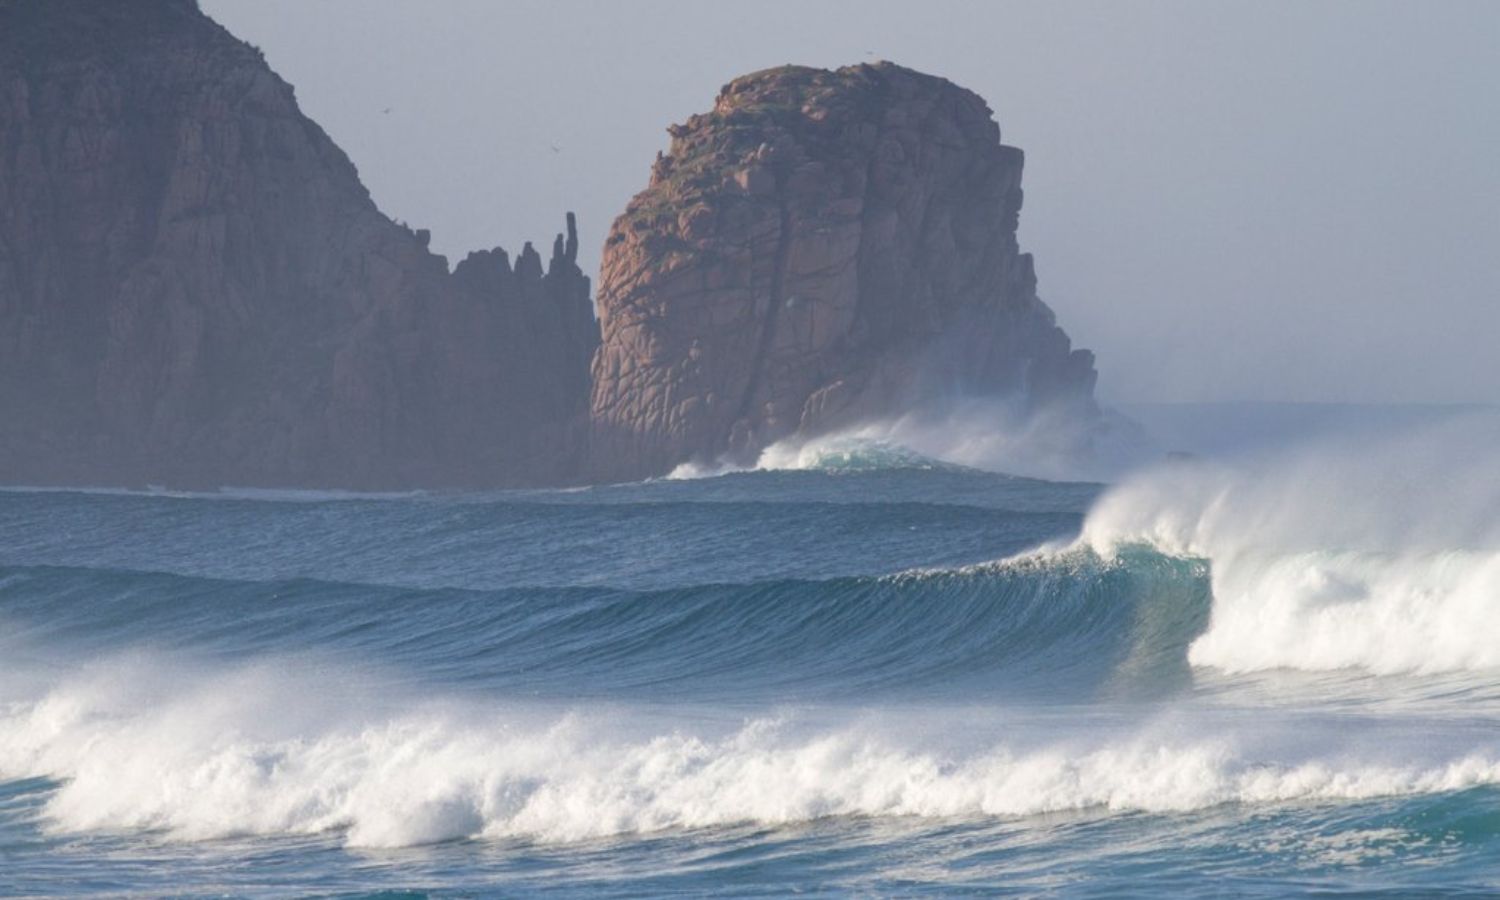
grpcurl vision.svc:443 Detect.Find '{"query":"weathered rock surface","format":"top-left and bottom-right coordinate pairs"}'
top-left (0, 0), bottom-right (597, 488)
top-left (1, 2), bottom-right (1102, 489)
top-left (588, 63), bottom-right (1097, 481)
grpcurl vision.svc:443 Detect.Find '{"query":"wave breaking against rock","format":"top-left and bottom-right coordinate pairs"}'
top-left (588, 63), bottom-right (1099, 482)
top-left (0, 2), bottom-right (1099, 489)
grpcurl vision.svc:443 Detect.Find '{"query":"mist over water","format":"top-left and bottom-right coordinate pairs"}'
top-left (670, 396), bottom-right (1155, 483)
top-left (1083, 409), bottom-right (1500, 675)
top-left (3, 403), bottom-right (1500, 894)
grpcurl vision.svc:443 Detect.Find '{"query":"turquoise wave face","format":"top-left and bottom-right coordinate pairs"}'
top-left (2, 460), bottom-right (1500, 896)
top-left (0, 546), bottom-right (1211, 702)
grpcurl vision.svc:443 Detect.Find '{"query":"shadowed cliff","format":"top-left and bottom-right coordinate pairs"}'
top-left (0, 0), bottom-right (597, 488)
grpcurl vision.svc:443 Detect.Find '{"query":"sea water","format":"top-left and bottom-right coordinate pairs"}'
top-left (2, 405), bottom-right (1499, 896)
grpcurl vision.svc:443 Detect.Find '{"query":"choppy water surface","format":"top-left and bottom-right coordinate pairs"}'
top-left (4, 418), bottom-right (1500, 897)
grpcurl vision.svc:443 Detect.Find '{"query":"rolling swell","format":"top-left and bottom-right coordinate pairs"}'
top-left (0, 549), bottom-right (1211, 700)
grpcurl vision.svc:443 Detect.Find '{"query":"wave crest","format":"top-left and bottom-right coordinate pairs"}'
top-left (0, 550), bottom-right (1208, 700)
top-left (1074, 414), bottom-right (1500, 675)
top-left (6, 661), bottom-right (1499, 849)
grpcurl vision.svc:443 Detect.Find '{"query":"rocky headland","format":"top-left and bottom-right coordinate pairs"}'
top-left (589, 63), bottom-right (1097, 481)
top-left (0, 0), bottom-right (596, 488)
top-left (0, 0), bottom-right (1099, 489)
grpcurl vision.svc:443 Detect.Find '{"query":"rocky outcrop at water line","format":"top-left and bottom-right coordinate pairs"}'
top-left (587, 63), bottom-right (1098, 482)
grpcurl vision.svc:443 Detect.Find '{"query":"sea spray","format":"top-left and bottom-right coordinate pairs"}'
top-left (7, 654), bottom-right (1500, 849)
top-left (1075, 413), bottom-right (1500, 674)
top-left (669, 397), bottom-right (1152, 482)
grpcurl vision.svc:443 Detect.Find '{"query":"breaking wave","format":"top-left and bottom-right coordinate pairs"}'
top-left (0, 545), bottom-right (1207, 700)
top-left (5, 408), bottom-right (1500, 859)
top-left (6, 657), bottom-right (1500, 849)
top-left (1074, 413), bottom-right (1500, 675)
top-left (669, 397), bottom-right (1153, 481)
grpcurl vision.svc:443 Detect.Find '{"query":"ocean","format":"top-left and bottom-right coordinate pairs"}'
top-left (2, 404), bottom-right (1499, 897)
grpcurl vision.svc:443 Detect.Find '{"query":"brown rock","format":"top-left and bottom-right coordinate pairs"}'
top-left (732, 165), bottom-right (775, 196)
top-left (587, 63), bottom-right (1098, 481)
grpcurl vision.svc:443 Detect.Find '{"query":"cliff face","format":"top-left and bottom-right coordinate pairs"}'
top-left (1, 3), bottom-right (1102, 489)
top-left (588, 63), bottom-right (1097, 481)
top-left (0, 0), bottom-right (597, 488)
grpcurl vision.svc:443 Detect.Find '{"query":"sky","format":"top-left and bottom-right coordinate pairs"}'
top-left (201, 0), bottom-right (1499, 405)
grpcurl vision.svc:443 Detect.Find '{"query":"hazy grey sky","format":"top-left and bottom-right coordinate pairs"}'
top-left (202, 0), bottom-right (1498, 405)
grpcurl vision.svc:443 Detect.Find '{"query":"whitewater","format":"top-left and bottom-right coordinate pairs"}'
top-left (3, 404), bottom-right (1499, 896)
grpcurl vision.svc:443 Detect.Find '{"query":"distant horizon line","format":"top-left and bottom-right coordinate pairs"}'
top-left (1111, 399), bottom-right (1497, 409)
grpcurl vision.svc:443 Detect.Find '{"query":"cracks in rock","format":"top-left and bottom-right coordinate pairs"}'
top-left (729, 191), bottom-right (794, 448)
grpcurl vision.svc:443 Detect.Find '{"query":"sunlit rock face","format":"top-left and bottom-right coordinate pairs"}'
top-left (587, 62), bottom-right (1098, 482)
top-left (0, 0), bottom-right (597, 488)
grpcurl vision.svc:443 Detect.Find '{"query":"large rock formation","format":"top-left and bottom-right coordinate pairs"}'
top-left (588, 63), bottom-right (1097, 481)
top-left (0, 2), bottom-right (1103, 489)
top-left (0, 0), bottom-right (597, 488)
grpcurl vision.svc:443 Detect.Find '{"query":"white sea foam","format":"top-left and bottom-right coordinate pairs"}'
top-left (3, 654), bottom-right (1498, 849)
top-left (667, 397), bottom-right (1151, 482)
top-left (664, 457), bottom-right (750, 480)
top-left (790, 401), bottom-right (1153, 481)
top-left (1076, 413), bottom-right (1500, 675)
